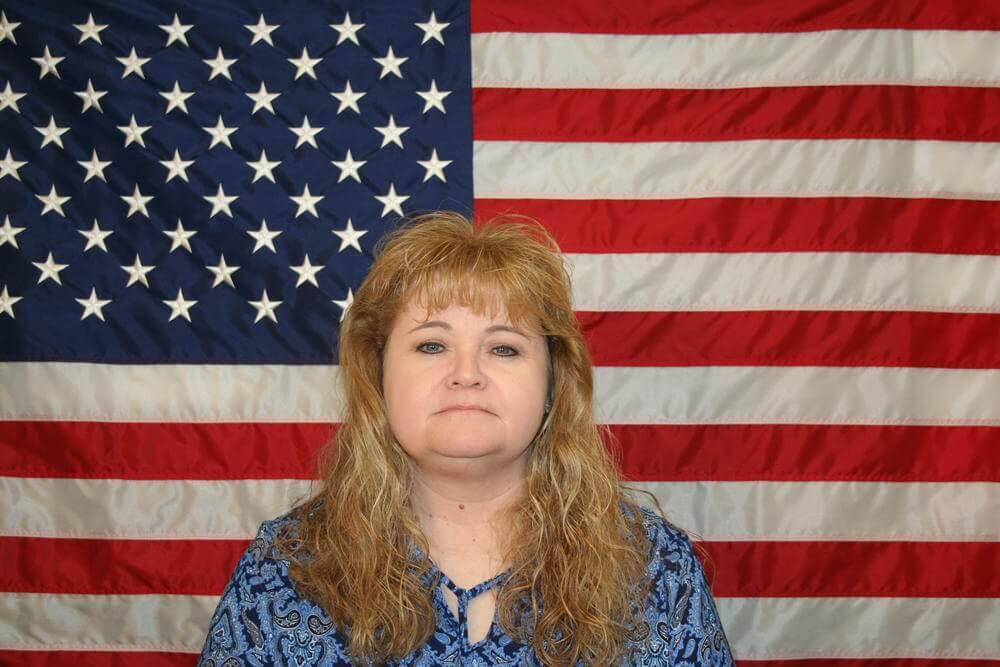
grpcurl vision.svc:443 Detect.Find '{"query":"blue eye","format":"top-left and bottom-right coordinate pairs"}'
top-left (415, 342), bottom-right (519, 356)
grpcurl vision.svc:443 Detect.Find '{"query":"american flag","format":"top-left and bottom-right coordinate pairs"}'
top-left (1, 0), bottom-right (998, 664)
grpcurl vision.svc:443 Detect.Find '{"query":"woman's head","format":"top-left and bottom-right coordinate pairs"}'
top-left (338, 211), bottom-right (593, 483)
top-left (283, 212), bottom-right (654, 666)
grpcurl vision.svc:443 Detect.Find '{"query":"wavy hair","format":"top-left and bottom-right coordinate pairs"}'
top-left (275, 211), bottom-right (666, 665)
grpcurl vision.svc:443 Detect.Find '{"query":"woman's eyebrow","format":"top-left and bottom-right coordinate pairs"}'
top-left (407, 321), bottom-right (530, 339)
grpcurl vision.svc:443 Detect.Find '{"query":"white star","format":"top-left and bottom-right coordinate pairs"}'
top-left (330, 12), bottom-right (364, 45)
top-left (33, 252), bottom-right (68, 285)
top-left (417, 80), bottom-right (451, 114)
top-left (246, 82), bottom-right (280, 115)
top-left (0, 82), bottom-right (26, 113)
top-left (78, 219), bottom-right (113, 252)
top-left (116, 47), bottom-right (151, 79)
top-left (416, 11), bottom-right (450, 45)
top-left (0, 11), bottom-right (21, 45)
top-left (121, 254), bottom-right (154, 287)
top-left (206, 254), bottom-right (240, 288)
top-left (331, 81), bottom-right (365, 114)
top-left (375, 183), bottom-right (409, 218)
top-left (203, 115), bottom-right (238, 149)
top-left (35, 116), bottom-right (69, 149)
top-left (374, 115), bottom-right (409, 149)
top-left (36, 185), bottom-right (71, 217)
top-left (76, 288), bottom-right (111, 321)
top-left (121, 184), bottom-right (153, 219)
top-left (373, 46), bottom-right (407, 79)
top-left (0, 214), bottom-right (25, 248)
top-left (75, 79), bottom-right (108, 113)
top-left (74, 13), bottom-right (108, 45)
top-left (118, 114), bottom-right (152, 148)
top-left (245, 14), bottom-right (278, 46)
top-left (332, 288), bottom-right (354, 322)
top-left (0, 149), bottom-right (26, 181)
top-left (77, 149), bottom-right (111, 183)
top-left (203, 48), bottom-right (237, 80)
top-left (249, 289), bottom-right (282, 323)
top-left (417, 148), bottom-right (452, 182)
top-left (32, 46), bottom-right (64, 79)
top-left (288, 47), bottom-right (321, 80)
top-left (0, 285), bottom-right (22, 318)
top-left (331, 149), bottom-right (365, 183)
top-left (161, 81), bottom-right (194, 114)
top-left (163, 219), bottom-right (197, 253)
top-left (289, 116), bottom-right (323, 149)
top-left (247, 149), bottom-right (280, 183)
top-left (290, 255), bottom-right (324, 288)
top-left (160, 13), bottom-right (193, 47)
top-left (332, 218), bottom-right (367, 253)
top-left (160, 149), bottom-right (194, 183)
top-left (204, 184), bottom-right (238, 218)
top-left (290, 184), bottom-right (323, 218)
top-left (247, 218), bottom-right (282, 253)
top-left (163, 288), bottom-right (197, 322)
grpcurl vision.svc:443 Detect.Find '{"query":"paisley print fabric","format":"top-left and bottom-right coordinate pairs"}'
top-left (198, 507), bottom-right (734, 666)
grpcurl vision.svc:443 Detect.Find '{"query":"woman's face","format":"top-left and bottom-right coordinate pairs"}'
top-left (382, 298), bottom-right (550, 474)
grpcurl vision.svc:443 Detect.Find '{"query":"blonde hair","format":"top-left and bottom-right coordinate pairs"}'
top-left (276, 211), bottom-right (665, 665)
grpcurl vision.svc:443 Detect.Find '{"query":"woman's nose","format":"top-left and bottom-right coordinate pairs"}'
top-left (448, 349), bottom-right (486, 387)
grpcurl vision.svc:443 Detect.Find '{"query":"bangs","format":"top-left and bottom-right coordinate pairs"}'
top-left (395, 247), bottom-right (544, 333)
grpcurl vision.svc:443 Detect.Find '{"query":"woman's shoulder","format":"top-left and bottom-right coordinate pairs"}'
top-left (635, 505), bottom-right (689, 542)
top-left (243, 510), bottom-right (299, 562)
top-left (198, 511), bottom-right (345, 666)
top-left (626, 505), bottom-right (735, 666)
top-left (621, 503), bottom-right (698, 564)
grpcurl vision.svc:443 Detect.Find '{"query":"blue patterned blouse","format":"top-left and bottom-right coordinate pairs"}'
top-left (198, 507), bottom-right (734, 666)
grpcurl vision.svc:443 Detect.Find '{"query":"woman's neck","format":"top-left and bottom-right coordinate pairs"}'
top-left (412, 466), bottom-right (523, 525)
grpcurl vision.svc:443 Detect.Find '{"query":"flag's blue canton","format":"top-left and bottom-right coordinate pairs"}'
top-left (0, 0), bottom-right (472, 363)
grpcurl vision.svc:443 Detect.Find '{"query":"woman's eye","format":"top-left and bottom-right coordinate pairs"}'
top-left (415, 342), bottom-right (518, 356)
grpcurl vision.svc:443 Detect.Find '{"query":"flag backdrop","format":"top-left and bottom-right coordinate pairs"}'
top-left (1, 0), bottom-right (999, 664)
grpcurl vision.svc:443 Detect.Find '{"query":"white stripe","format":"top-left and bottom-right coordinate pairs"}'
top-left (594, 366), bottom-right (1000, 426)
top-left (4, 363), bottom-right (1000, 426)
top-left (471, 29), bottom-right (1000, 88)
top-left (567, 251), bottom-right (1000, 313)
top-left (1, 477), bottom-right (311, 539)
top-left (0, 362), bottom-right (340, 421)
top-left (1, 594), bottom-right (998, 658)
top-left (718, 596), bottom-right (1000, 660)
top-left (474, 139), bottom-right (1000, 200)
top-left (0, 593), bottom-right (213, 652)
top-left (630, 481), bottom-right (999, 541)
top-left (3, 477), bottom-right (995, 541)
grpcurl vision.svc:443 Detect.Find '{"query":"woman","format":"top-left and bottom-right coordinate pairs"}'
top-left (199, 212), bottom-right (734, 666)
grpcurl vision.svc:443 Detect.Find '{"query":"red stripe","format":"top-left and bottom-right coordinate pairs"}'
top-left (0, 421), bottom-right (331, 480)
top-left (699, 541), bottom-right (1000, 598)
top-left (474, 197), bottom-right (1000, 255)
top-left (3, 421), bottom-right (996, 483)
top-left (579, 310), bottom-right (1000, 369)
top-left (6, 535), bottom-right (997, 599)
top-left (612, 424), bottom-right (1000, 482)
top-left (471, 0), bottom-right (1000, 33)
top-left (1, 536), bottom-right (246, 595)
top-left (0, 651), bottom-right (195, 666)
top-left (473, 87), bottom-right (1000, 143)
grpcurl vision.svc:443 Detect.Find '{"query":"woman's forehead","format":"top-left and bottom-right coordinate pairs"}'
top-left (394, 294), bottom-right (540, 332)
